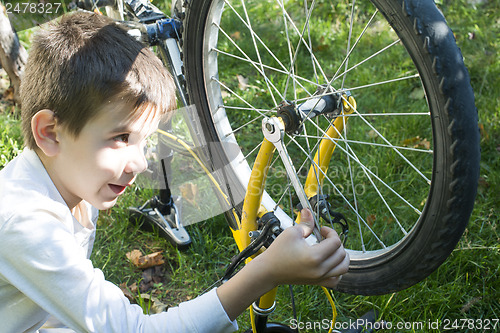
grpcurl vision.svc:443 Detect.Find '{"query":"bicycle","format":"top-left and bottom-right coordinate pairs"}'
top-left (75, 0), bottom-right (480, 331)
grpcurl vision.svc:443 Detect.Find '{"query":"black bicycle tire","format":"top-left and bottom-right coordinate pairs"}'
top-left (181, 0), bottom-right (480, 295)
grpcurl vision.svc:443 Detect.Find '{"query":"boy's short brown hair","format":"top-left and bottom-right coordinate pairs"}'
top-left (21, 11), bottom-right (176, 149)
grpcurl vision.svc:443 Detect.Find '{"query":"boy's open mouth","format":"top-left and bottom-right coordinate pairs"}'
top-left (109, 184), bottom-right (127, 195)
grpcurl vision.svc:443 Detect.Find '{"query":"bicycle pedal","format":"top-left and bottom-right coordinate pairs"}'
top-left (129, 198), bottom-right (191, 248)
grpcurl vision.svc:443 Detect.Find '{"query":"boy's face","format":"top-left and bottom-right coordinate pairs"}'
top-left (50, 102), bottom-right (159, 211)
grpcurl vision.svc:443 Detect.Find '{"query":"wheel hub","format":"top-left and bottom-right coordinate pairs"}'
top-left (276, 87), bottom-right (355, 135)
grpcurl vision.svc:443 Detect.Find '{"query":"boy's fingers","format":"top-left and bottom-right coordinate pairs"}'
top-left (300, 208), bottom-right (313, 223)
top-left (319, 225), bottom-right (340, 239)
top-left (320, 275), bottom-right (343, 289)
top-left (298, 208), bottom-right (314, 238)
top-left (313, 252), bottom-right (349, 288)
top-left (321, 248), bottom-right (350, 277)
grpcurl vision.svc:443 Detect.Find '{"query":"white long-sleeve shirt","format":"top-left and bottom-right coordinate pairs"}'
top-left (0, 148), bottom-right (237, 332)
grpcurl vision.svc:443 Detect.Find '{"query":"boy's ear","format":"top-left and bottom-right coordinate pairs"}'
top-left (31, 109), bottom-right (60, 157)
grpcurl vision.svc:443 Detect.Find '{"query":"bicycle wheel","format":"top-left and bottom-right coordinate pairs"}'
top-left (181, 0), bottom-right (479, 295)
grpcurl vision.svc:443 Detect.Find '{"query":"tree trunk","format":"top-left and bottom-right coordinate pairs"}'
top-left (0, 5), bottom-right (27, 106)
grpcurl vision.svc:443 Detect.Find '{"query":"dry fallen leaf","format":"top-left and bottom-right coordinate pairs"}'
top-left (179, 182), bottom-right (199, 207)
top-left (478, 176), bottom-right (489, 189)
top-left (119, 282), bottom-right (135, 302)
top-left (126, 249), bottom-right (142, 265)
top-left (126, 249), bottom-right (165, 269)
top-left (230, 31), bottom-right (241, 40)
top-left (478, 123), bottom-right (489, 140)
top-left (401, 136), bottom-right (431, 150)
top-left (150, 295), bottom-right (168, 314)
top-left (366, 129), bottom-right (378, 139)
top-left (236, 74), bottom-right (259, 90)
top-left (237, 74), bottom-right (250, 90)
top-left (366, 214), bottom-right (376, 227)
top-left (409, 87), bottom-right (425, 100)
top-left (417, 138), bottom-right (431, 150)
top-left (138, 294), bottom-right (168, 314)
top-left (2, 87), bottom-right (15, 102)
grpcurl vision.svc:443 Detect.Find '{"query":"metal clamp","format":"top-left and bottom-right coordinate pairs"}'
top-left (252, 301), bottom-right (276, 316)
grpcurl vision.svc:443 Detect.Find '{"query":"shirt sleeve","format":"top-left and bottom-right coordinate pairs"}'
top-left (0, 205), bottom-right (237, 333)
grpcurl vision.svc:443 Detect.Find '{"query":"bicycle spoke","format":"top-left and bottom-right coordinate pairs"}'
top-left (239, 0), bottom-right (279, 105)
top-left (280, 0), bottom-right (296, 99)
top-left (300, 114), bottom-right (423, 216)
top-left (343, 98), bottom-right (432, 185)
top-left (339, 0), bottom-right (364, 238)
top-left (331, 9), bottom-right (379, 86)
top-left (342, 115), bottom-right (366, 250)
top-left (332, 39), bottom-right (402, 84)
top-left (341, 0), bottom-right (356, 90)
top-left (337, 112), bottom-right (430, 117)
top-left (338, 9), bottom-right (373, 244)
top-left (304, 0), bottom-right (320, 85)
top-left (287, 134), bottom-right (386, 249)
top-left (337, 116), bottom-right (409, 236)
top-left (280, 0), bottom-right (319, 98)
top-left (241, 140), bottom-right (264, 164)
top-left (274, 0), bottom-right (329, 85)
top-left (336, 73), bottom-right (421, 93)
top-left (220, 0), bottom-right (318, 97)
top-left (211, 76), bottom-right (272, 121)
top-left (214, 22), bottom-right (285, 102)
top-left (213, 47), bottom-right (317, 96)
top-left (294, 134), bottom-right (433, 154)
top-left (225, 112), bottom-right (268, 138)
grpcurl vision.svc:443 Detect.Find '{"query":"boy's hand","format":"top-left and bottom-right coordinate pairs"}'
top-left (255, 208), bottom-right (349, 289)
top-left (216, 208), bottom-right (349, 321)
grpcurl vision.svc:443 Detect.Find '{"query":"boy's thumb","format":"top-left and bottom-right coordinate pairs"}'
top-left (298, 208), bottom-right (314, 238)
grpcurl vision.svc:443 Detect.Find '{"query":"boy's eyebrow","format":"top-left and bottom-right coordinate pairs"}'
top-left (110, 121), bottom-right (157, 136)
top-left (110, 124), bottom-right (133, 133)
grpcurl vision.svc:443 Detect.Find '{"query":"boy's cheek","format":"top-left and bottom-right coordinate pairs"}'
top-left (95, 151), bottom-right (125, 172)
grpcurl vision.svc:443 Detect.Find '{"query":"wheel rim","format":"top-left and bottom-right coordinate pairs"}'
top-left (199, 0), bottom-right (437, 262)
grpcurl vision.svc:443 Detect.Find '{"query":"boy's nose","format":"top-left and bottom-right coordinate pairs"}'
top-left (125, 145), bottom-right (148, 175)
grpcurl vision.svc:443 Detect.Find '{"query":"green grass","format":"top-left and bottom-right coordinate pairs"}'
top-left (0, 112), bottom-right (23, 168)
top-left (0, 0), bottom-right (498, 332)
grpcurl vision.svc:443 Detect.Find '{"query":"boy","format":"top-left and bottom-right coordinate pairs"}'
top-left (0, 12), bottom-right (349, 332)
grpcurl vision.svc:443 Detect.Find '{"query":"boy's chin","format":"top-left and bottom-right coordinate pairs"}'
top-left (94, 197), bottom-right (119, 211)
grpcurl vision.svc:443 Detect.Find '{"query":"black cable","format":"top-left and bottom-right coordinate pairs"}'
top-left (289, 285), bottom-right (299, 333)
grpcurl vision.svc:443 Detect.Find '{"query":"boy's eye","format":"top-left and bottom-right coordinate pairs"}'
top-left (114, 134), bottom-right (129, 144)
